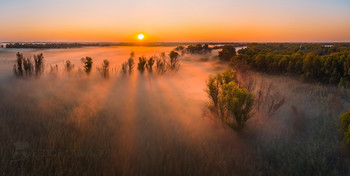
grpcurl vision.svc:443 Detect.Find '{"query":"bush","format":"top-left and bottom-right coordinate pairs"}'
top-left (206, 69), bottom-right (254, 131)
top-left (340, 109), bottom-right (350, 144)
top-left (81, 57), bottom-right (93, 74)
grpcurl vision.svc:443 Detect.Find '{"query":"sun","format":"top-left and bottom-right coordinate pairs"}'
top-left (138, 34), bottom-right (144, 40)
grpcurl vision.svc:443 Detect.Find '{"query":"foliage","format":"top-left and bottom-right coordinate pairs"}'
top-left (340, 109), bottom-right (350, 144)
top-left (231, 43), bottom-right (350, 87)
top-left (219, 45), bottom-right (236, 61)
top-left (206, 69), bottom-right (254, 131)
top-left (81, 57), bottom-right (93, 74)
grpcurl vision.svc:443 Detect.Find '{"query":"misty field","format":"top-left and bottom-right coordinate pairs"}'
top-left (0, 46), bottom-right (350, 175)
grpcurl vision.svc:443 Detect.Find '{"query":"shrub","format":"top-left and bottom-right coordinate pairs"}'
top-left (137, 56), bottom-right (147, 73)
top-left (81, 57), bottom-right (93, 74)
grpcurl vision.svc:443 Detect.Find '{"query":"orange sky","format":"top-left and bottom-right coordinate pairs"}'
top-left (1, 0), bottom-right (350, 42)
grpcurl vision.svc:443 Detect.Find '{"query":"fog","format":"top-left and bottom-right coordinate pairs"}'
top-left (0, 46), bottom-right (349, 175)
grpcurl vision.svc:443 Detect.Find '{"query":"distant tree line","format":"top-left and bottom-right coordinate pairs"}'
top-left (228, 43), bottom-right (350, 88)
top-left (6, 43), bottom-right (101, 49)
top-left (173, 44), bottom-right (212, 55)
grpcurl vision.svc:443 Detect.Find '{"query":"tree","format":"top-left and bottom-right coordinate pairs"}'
top-left (146, 57), bottom-right (155, 72)
top-left (219, 45), bottom-right (236, 61)
top-left (169, 51), bottom-right (180, 70)
top-left (128, 52), bottom-right (135, 73)
top-left (33, 53), bottom-right (44, 76)
top-left (340, 109), bottom-right (350, 144)
top-left (81, 56), bottom-right (93, 74)
top-left (219, 82), bottom-right (254, 130)
top-left (137, 56), bottom-right (147, 73)
top-left (97, 60), bottom-right (110, 78)
top-left (65, 60), bottom-right (74, 72)
top-left (206, 69), bottom-right (254, 131)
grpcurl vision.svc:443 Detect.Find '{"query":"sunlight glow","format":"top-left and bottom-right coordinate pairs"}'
top-left (138, 34), bottom-right (144, 40)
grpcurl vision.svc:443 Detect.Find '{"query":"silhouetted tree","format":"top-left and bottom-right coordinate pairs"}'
top-left (169, 51), bottom-right (180, 70)
top-left (137, 56), bottom-right (147, 73)
top-left (146, 57), bottom-right (155, 72)
top-left (14, 52), bottom-right (24, 76)
top-left (65, 60), bottom-right (74, 72)
top-left (128, 52), bottom-right (135, 73)
top-left (34, 53), bottom-right (44, 76)
top-left (81, 56), bottom-right (93, 74)
top-left (97, 60), bottom-right (110, 78)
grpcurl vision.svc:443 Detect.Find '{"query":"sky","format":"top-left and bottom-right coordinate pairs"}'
top-left (0, 0), bottom-right (350, 42)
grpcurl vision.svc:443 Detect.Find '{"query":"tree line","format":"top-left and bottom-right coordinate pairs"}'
top-left (13, 50), bottom-right (180, 78)
top-left (227, 43), bottom-right (350, 88)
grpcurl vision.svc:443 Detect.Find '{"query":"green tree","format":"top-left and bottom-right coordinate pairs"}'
top-left (219, 82), bottom-right (254, 130)
top-left (206, 69), bottom-right (254, 131)
top-left (340, 109), bottom-right (350, 144)
top-left (219, 45), bottom-right (236, 61)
